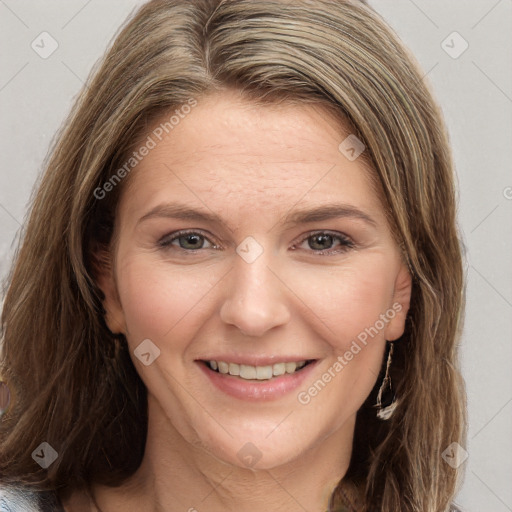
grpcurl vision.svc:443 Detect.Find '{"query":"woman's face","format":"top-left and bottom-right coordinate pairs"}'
top-left (100, 90), bottom-right (411, 470)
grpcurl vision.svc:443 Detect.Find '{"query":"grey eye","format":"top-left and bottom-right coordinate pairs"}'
top-left (308, 233), bottom-right (335, 251)
top-left (176, 233), bottom-right (206, 250)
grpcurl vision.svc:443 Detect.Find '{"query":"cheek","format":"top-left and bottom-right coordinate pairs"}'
top-left (290, 260), bottom-right (395, 419)
top-left (286, 256), bottom-right (396, 350)
top-left (116, 255), bottom-right (219, 346)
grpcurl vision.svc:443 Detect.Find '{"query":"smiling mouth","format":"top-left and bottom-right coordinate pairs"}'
top-left (202, 360), bottom-right (315, 381)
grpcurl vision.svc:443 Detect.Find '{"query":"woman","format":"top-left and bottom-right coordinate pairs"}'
top-left (0, 0), bottom-right (466, 510)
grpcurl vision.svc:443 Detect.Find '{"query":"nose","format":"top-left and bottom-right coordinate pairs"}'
top-left (219, 248), bottom-right (291, 337)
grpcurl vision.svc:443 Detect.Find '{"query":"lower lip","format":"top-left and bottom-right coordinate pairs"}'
top-left (197, 361), bottom-right (318, 401)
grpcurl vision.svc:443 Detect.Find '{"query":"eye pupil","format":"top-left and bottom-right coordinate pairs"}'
top-left (179, 234), bottom-right (203, 249)
top-left (309, 234), bottom-right (333, 251)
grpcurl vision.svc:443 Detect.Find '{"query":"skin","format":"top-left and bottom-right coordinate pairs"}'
top-left (70, 89), bottom-right (412, 512)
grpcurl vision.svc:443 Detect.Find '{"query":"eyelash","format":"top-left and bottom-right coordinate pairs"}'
top-left (157, 229), bottom-right (355, 256)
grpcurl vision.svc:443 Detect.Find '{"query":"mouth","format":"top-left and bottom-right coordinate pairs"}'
top-left (197, 357), bottom-right (319, 401)
top-left (201, 359), bottom-right (315, 381)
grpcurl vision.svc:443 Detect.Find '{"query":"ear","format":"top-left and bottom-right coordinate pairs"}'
top-left (92, 248), bottom-right (126, 335)
top-left (384, 263), bottom-right (412, 341)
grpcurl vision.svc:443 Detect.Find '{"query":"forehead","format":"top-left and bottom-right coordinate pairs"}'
top-left (120, 91), bottom-right (383, 220)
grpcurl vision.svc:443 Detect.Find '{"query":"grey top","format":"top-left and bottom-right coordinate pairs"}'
top-left (0, 486), bottom-right (64, 512)
top-left (0, 485), bottom-right (465, 511)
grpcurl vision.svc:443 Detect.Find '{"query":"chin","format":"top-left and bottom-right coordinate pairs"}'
top-left (192, 418), bottom-right (324, 471)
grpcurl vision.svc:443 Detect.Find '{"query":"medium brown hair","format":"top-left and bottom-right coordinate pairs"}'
top-left (0, 1), bottom-right (466, 510)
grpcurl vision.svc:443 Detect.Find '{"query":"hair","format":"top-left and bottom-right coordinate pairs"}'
top-left (0, 0), bottom-right (466, 510)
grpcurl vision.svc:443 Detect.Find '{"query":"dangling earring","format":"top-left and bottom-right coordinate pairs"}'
top-left (375, 341), bottom-right (398, 420)
top-left (105, 333), bottom-right (124, 361)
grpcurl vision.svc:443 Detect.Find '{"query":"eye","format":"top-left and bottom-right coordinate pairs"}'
top-left (158, 230), bottom-right (218, 251)
top-left (292, 231), bottom-right (355, 255)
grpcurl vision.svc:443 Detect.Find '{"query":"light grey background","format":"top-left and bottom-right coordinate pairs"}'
top-left (0, 1), bottom-right (511, 510)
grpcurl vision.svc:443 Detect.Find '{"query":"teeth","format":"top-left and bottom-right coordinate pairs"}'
top-left (218, 361), bottom-right (229, 374)
top-left (228, 363), bottom-right (240, 376)
top-left (285, 362), bottom-right (297, 373)
top-left (239, 364), bottom-right (257, 379)
top-left (272, 362), bottom-right (286, 376)
top-left (207, 360), bottom-right (308, 380)
top-left (256, 365), bottom-right (273, 380)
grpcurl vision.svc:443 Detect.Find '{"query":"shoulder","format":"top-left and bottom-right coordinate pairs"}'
top-left (0, 485), bottom-right (40, 511)
top-left (0, 485), bottom-right (63, 512)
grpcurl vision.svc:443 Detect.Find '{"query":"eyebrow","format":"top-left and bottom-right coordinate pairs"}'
top-left (281, 204), bottom-right (377, 228)
top-left (137, 202), bottom-right (377, 229)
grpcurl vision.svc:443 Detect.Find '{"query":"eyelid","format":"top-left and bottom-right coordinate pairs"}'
top-left (292, 230), bottom-right (355, 255)
top-left (158, 229), bottom-right (220, 250)
top-left (158, 229), bottom-right (355, 256)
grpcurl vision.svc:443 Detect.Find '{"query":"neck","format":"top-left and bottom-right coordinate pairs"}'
top-left (90, 395), bottom-right (356, 512)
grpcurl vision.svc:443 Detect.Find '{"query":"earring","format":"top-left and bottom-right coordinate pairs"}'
top-left (375, 341), bottom-right (398, 420)
top-left (105, 334), bottom-right (125, 361)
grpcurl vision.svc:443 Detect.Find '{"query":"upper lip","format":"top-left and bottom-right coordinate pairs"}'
top-left (197, 356), bottom-right (317, 366)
